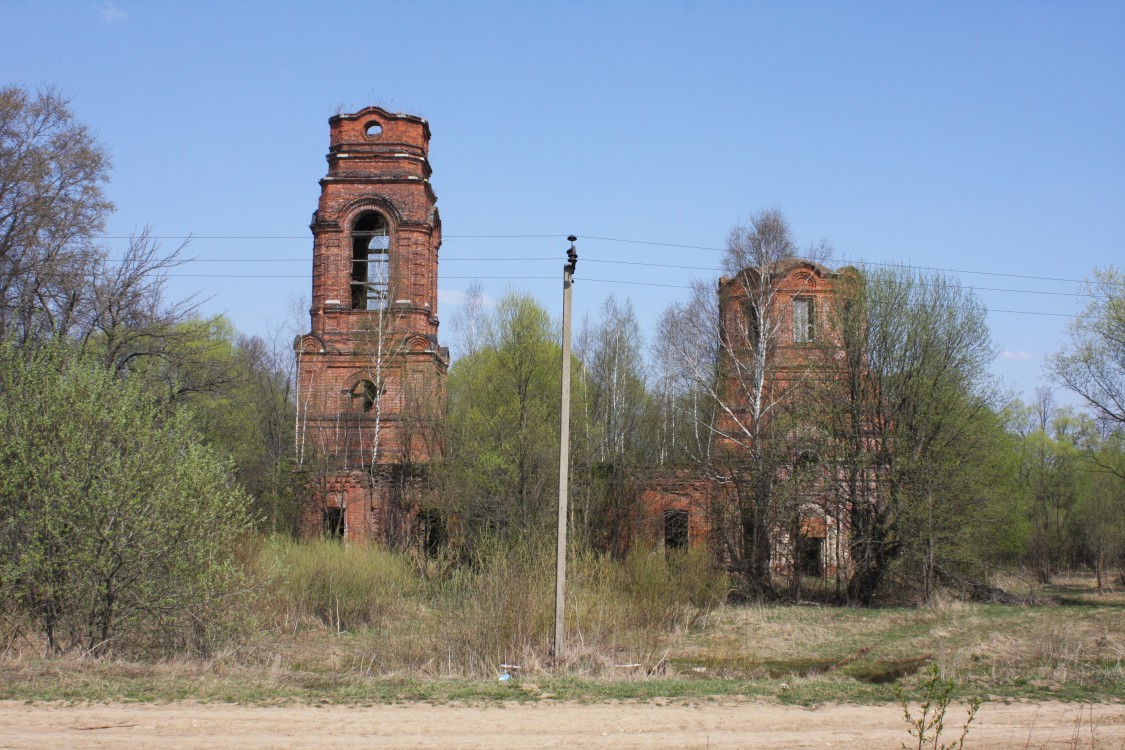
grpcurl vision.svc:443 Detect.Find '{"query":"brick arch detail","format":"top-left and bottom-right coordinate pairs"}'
top-left (295, 333), bottom-right (326, 354)
top-left (336, 198), bottom-right (404, 232)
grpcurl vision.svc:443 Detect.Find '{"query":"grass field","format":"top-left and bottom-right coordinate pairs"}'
top-left (0, 540), bottom-right (1121, 706)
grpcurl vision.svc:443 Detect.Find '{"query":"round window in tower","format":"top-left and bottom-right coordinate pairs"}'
top-left (364, 122), bottom-right (383, 139)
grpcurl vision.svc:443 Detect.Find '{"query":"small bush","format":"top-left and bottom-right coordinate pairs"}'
top-left (895, 664), bottom-right (981, 750)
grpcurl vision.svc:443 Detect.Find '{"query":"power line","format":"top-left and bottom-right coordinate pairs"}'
top-left (583, 235), bottom-right (726, 252)
top-left (93, 231), bottom-right (1120, 293)
top-left (100, 254), bottom-right (1100, 297)
top-left (93, 234), bottom-right (562, 240)
top-left (582, 277), bottom-right (693, 289)
top-left (987, 309), bottom-right (1076, 318)
top-left (95, 232), bottom-right (1116, 288)
top-left (149, 266), bottom-right (1093, 300)
top-left (154, 271), bottom-right (1083, 316)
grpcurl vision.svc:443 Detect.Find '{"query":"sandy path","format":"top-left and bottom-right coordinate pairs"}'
top-left (0, 699), bottom-right (1121, 749)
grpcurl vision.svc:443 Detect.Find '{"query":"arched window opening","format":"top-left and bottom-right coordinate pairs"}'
top-left (351, 212), bottom-right (390, 310)
top-left (350, 379), bottom-right (382, 413)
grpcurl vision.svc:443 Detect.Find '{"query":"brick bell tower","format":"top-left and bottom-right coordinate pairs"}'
top-left (295, 107), bottom-right (448, 542)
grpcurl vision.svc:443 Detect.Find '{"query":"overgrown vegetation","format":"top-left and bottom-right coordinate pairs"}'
top-left (0, 559), bottom-right (1121, 703)
top-left (1, 82), bottom-right (1123, 719)
top-left (256, 536), bottom-right (726, 677)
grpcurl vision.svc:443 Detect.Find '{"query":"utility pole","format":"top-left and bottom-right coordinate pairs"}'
top-left (553, 235), bottom-right (578, 663)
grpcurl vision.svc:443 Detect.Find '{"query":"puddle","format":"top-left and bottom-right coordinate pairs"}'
top-left (847, 656), bottom-right (932, 684)
top-left (672, 657), bottom-right (851, 679)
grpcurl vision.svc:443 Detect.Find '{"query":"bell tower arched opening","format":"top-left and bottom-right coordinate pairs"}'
top-left (351, 212), bottom-right (390, 311)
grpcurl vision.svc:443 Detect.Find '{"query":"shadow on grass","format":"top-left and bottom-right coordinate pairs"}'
top-left (671, 653), bottom-right (933, 685)
top-left (1041, 582), bottom-right (1125, 608)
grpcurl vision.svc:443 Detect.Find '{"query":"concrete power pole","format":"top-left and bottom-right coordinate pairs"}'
top-left (553, 236), bottom-right (578, 663)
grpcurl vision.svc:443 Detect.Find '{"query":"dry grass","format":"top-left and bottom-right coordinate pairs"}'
top-left (250, 537), bottom-right (727, 679)
top-left (1, 546), bottom-right (1121, 705)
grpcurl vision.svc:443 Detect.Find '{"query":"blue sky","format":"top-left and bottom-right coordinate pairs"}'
top-left (3, 0), bottom-right (1122, 402)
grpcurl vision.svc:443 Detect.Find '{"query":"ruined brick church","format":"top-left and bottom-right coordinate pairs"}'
top-left (295, 107), bottom-right (447, 541)
top-left (295, 107), bottom-right (851, 579)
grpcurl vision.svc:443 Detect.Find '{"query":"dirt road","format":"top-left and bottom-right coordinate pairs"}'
top-left (0, 699), bottom-right (1121, 749)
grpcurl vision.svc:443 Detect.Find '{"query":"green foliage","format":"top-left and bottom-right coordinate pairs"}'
top-left (1073, 468), bottom-right (1125, 591)
top-left (1047, 268), bottom-right (1125, 586)
top-left (830, 267), bottom-right (1001, 603)
top-left (1052, 266), bottom-right (1125, 430)
top-left (118, 316), bottom-right (298, 532)
top-left (0, 341), bottom-right (255, 656)
top-left (1008, 396), bottom-right (1092, 580)
top-left (176, 320), bottom-right (297, 531)
top-left (1003, 391), bottom-right (1125, 588)
top-left (443, 292), bottom-right (574, 533)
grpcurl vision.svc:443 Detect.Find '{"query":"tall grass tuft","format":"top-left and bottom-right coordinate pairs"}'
top-left (260, 536), bottom-right (420, 632)
top-left (432, 535), bottom-right (556, 676)
top-left (569, 545), bottom-right (729, 668)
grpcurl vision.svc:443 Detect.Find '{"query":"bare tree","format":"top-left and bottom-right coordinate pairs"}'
top-left (579, 295), bottom-right (652, 465)
top-left (656, 209), bottom-right (832, 592)
top-left (1052, 266), bottom-right (1125, 479)
top-left (652, 301), bottom-right (715, 466)
top-left (0, 85), bottom-right (234, 402)
top-left (0, 85), bottom-right (113, 342)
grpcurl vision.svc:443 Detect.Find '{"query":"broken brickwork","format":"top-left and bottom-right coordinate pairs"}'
top-left (637, 260), bottom-right (854, 579)
top-left (294, 107), bottom-right (447, 542)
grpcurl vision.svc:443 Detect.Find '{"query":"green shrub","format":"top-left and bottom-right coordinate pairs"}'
top-left (0, 341), bottom-right (255, 657)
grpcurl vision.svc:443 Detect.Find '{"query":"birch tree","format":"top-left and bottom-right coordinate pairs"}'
top-left (656, 209), bottom-right (830, 592)
top-left (574, 295), bottom-right (656, 549)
